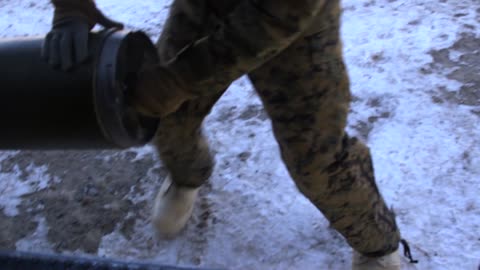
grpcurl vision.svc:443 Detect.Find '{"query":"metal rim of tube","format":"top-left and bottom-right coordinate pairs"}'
top-left (93, 29), bottom-right (159, 148)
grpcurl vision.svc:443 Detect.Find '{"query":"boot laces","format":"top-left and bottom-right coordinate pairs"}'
top-left (400, 239), bottom-right (418, 264)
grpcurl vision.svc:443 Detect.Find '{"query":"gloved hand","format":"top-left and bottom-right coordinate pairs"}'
top-left (41, 0), bottom-right (123, 70)
top-left (131, 65), bottom-right (196, 118)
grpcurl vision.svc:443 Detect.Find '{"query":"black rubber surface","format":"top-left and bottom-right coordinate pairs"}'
top-left (0, 30), bottom-right (158, 150)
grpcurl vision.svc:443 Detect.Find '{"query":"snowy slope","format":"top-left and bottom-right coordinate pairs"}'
top-left (0, 0), bottom-right (479, 269)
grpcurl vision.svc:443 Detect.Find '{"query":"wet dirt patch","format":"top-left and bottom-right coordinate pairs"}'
top-left (216, 104), bottom-right (268, 123)
top-left (237, 151), bottom-right (252, 162)
top-left (0, 150), bottom-right (162, 254)
top-left (216, 105), bottom-right (238, 123)
top-left (239, 105), bottom-right (268, 121)
top-left (0, 210), bottom-right (37, 250)
top-left (427, 32), bottom-right (480, 107)
top-left (187, 181), bottom-right (215, 266)
top-left (350, 96), bottom-right (393, 141)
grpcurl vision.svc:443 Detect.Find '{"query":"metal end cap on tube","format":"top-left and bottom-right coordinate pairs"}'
top-left (93, 29), bottom-right (159, 149)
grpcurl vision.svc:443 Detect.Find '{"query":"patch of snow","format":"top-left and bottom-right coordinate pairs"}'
top-left (127, 145), bottom-right (157, 162)
top-left (0, 162), bottom-right (52, 217)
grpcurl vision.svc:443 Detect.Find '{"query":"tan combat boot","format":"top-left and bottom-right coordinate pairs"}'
top-left (352, 250), bottom-right (402, 270)
top-left (151, 176), bottom-right (199, 237)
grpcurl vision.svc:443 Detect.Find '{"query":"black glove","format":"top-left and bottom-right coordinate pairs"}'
top-left (41, 0), bottom-right (123, 71)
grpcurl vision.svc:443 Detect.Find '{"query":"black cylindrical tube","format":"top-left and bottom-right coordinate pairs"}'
top-left (0, 30), bottom-right (159, 149)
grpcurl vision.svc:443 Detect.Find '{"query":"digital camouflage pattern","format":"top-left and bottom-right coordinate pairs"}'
top-left (154, 0), bottom-right (401, 257)
top-left (49, 0), bottom-right (401, 258)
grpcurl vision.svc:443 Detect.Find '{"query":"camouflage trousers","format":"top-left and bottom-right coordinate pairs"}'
top-left (153, 0), bottom-right (401, 257)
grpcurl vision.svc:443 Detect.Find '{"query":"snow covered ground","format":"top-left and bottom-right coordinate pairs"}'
top-left (1, 0), bottom-right (479, 269)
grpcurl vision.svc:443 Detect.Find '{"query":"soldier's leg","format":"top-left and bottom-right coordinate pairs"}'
top-left (153, 0), bottom-right (239, 188)
top-left (150, 92), bottom-right (221, 236)
top-left (248, 0), bottom-right (401, 257)
top-left (150, 0), bottom-right (238, 235)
